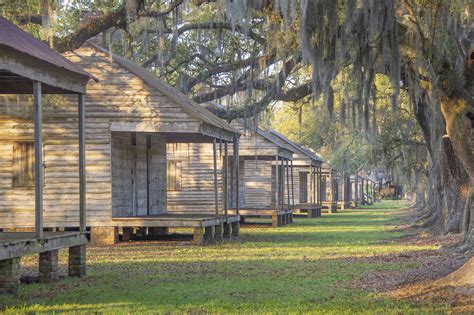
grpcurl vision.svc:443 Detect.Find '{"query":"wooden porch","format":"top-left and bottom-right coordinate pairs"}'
top-left (111, 213), bottom-right (240, 245)
top-left (321, 201), bottom-right (338, 213)
top-left (0, 231), bottom-right (88, 294)
top-left (292, 203), bottom-right (322, 218)
top-left (231, 208), bottom-right (293, 227)
top-left (0, 17), bottom-right (93, 294)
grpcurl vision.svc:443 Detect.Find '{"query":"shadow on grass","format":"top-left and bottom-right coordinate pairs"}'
top-left (3, 250), bottom-right (432, 314)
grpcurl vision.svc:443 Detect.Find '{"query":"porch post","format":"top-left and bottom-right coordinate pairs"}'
top-left (224, 141), bottom-right (228, 216)
top-left (313, 166), bottom-right (317, 204)
top-left (285, 159), bottom-right (290, 211)
top-left (79, 93), bottom-right (86, 232)
top-left (233, 135), bottom-right (240, 214)
top-left (213, 138), bottom-right (219, 215)
top-left (280, 157), bottom-right (284, 211)
top-left (290, 160), bottom-right (294, 208)
top-left (309, 165), bottom-right (314, 204)
top-left (275, 156), bottom-right (279, 211)
top-left (34, 81), bottom-right (43, 239)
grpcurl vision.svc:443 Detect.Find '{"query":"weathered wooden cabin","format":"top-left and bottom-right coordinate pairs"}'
top-left (336, 172), bottom-right (351, 210)
top-left (268, 129), bottom-right (324, 218)
top-left (0, 18), bottom-right (92, 293)
top-left (65, 42), bottom-right (242, 245)
top-left (349, 175), bottom-right (362, 208)
top-left (320, 164), bottom-right (338, 213)
top-left (359, 175), bottom-right (376, 205)
top-left (227, 121), bottom-right (295, 227)
top-left (1, 40), bottom-right (241, 246)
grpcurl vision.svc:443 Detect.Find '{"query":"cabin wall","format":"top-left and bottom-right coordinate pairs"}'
top-left (231, 122), bottom-right (280, 157)
top-left (166, 142), bottom-right (226, 214)
top-left (0, 97), bottom-right (86, 228)
top-left (0, 46), bottom-right (204, 229)
top-left (242, 159), bottom-right (273, 208)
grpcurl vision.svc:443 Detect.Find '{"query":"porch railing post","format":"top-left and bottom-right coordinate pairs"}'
top-left (34, 81), bottom-right (43, 239)
top-left (79, 93), bottom-right (86, 232)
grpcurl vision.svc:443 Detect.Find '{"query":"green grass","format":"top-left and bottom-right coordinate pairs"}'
top-left (1, 201), bottom-right (447, 314)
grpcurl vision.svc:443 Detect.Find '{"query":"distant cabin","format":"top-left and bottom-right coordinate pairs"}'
top-left (226, 120), bottom-right (295, 227)
top-left (268, 129), bottom-right (324, 218)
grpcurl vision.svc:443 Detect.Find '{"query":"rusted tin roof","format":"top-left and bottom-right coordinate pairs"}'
top-left (0, 17), bottom-right (93, 79)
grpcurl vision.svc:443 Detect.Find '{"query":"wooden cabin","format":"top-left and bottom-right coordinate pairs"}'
top-left (268, 129), bottom-right (324, 218)
top-left (321, 164), bottom-right (338, 213)
top-left (227, 121), bottom-right (294, 227)
top-left (1, 40), bottom-right (241, 246)
top-left (359, 174), bottom-right (376, 205)
top-left (349, 175), bottom-right (362, 208)
top-left (66, 43), bottom-right (243, 245)
top-left (0, 18), bottom-right (92, 293)
top-left (336, 172), bottom-right (351, 210)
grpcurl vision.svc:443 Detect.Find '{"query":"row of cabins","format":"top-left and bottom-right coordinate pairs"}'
top-left (0, 18), bottom-right (378, 293)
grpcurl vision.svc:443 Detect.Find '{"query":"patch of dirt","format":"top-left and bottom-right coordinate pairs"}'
top-left (360, 250), bottom-right (468, 293)
top-left (359, 208), bottom-right (473, 312)
top-left (387, 258), bottom-right (474, 313)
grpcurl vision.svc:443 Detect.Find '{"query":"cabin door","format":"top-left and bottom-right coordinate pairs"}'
top-left (112, 133), bottom-right (167, 218)
top-left (299, 172), bottom-right (308, 204)
top-left (320, 178), bottom-right (327, 202)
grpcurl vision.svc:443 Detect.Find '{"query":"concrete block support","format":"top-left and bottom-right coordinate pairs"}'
top-left (0, 257), bottom-right (20, 294)
top-left (39, 250), bottom-right (59, 283)
top-left (223, 223), bottom-right (232, 239)
top-left (69, 245), bottom-right (86, 277)
top-left (193, 227), bottom-right (204, 245)
top-left (204, 226), bottom-right (215, 243)
top-left (90, 227), bottom-right (118, 246)
top-left (231, 221), bottom-right (240, 237)
top-left (272, 214), bottom-right (278, 227)
top-left (214, 223), bottom-right (224, 241)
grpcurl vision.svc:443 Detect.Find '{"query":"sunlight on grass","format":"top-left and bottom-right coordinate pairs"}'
top-left (1, 201), bottom-right (447, 314)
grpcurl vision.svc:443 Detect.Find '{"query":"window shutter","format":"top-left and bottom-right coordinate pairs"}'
top-left (12, 142), bottom-right (35, 187)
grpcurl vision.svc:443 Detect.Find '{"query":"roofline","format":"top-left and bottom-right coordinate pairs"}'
top-left (85, 41), bottom-right (237, 136)
top-left (267, 128), bottom-right (324, 162)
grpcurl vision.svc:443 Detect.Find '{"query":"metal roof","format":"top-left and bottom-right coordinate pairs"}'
top-left (0, 17), bottom-right (93, 80)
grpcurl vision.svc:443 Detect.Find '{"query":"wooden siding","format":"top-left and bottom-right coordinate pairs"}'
top-left (166, 143), bottom-right (225, 214)
top-left (0, 46), bottom-right (222, 229)
top-left (231, 121), bottom-right (287, 158)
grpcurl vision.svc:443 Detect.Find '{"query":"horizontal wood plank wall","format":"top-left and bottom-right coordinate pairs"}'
top-left (166, 143), bottom-right (224, 214)
top-left (0, 46), bottom-right (205, 228)
top-left (230, 122), bottom-right (280, 157)
top-left (242, 159), bottom-right (273, 209)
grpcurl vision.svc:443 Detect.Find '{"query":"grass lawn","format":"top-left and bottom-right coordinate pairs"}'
top-left (1, 200), bottom-right (446, 314)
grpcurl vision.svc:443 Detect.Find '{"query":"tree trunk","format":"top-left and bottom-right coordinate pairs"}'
top-left (441, 136), bottom-right (470, 234)
top-left (412, 91), bottom-right (446, 231)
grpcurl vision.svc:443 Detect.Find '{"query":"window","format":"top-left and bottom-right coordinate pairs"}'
top-left (167, 161), bottom-right (182, 191)
top-left (12, 141), bottom-right (35, 187)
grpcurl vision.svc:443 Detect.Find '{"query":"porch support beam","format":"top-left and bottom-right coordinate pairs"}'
top-left (34, 81), bottom-right (43, 239)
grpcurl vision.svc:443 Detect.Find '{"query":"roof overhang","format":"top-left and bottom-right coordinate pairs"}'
top-left (0, 45), bottom-right (90, 94)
